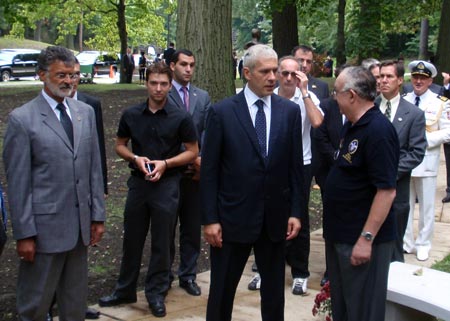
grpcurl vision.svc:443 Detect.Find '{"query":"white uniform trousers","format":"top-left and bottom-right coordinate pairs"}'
top-left (403, 176), bottom-right (437, 252)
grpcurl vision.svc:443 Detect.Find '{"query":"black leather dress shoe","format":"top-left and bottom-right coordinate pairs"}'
top-left (149, 300), bottom-right (166, 317)
top-left (98, 293), bottom-right (137, 307)
top-left (442, 194), bottom-right (450, 203)
top-left (180, 279), bottom-right (201, 296)
top-left (85, 307), bottom-right (100, 319)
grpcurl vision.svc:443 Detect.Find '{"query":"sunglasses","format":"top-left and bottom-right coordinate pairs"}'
top-left (279, 71), bottom-right (297, 78)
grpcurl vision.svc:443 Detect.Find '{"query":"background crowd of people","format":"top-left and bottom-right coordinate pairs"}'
top-left (1, 38), bottom-right (450, 321)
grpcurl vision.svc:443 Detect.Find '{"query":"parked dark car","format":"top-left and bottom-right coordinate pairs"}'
top-left (0, 49), bottom-right (41, 81)
top-left (76, 51), bottom-right (120, 77)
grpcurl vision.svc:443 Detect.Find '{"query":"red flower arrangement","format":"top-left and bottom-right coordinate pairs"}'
top-left (312, 280), bottom-right (332, 321)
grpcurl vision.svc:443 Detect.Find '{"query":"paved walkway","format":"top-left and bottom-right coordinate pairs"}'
top-left (91, 152), bottom-right (450, 321)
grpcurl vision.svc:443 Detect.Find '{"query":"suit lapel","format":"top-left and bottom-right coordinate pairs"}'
top-left (188, 86), bottom-right (198, 115)
top-left (392, 100), bottom-right (410, 134)
top-left (232, 92), bottom-right (265, 164)
top-left (169, 88), bottom-right (185, 110)
top-left (38, 95), bottom-right (73, 151)
top-left (268, 95), bottom-right (281, 161)
top-left (67, 99), bottom-right (82, 155)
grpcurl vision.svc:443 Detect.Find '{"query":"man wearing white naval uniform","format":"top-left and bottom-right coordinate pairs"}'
top-left (403, 60), bottom-right (450, 261)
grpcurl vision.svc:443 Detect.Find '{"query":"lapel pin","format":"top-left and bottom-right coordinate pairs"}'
top-left (398, 117), bottom-right (403, 122)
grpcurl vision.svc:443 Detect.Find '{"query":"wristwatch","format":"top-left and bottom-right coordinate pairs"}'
top-left (302, 93), bottom-right (311, 100)
top-left (361, 231), bottom-right (374, 242)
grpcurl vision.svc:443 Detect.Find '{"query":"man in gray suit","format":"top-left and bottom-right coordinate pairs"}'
top-left (376, 60), bottom-right (426, 262)
top-left (3, 46), bottom-right (106, 321)
top-left (168, 49), bottom-right (211, 296)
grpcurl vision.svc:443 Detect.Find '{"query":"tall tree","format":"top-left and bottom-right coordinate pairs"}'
top-left (419, 18), bottom-right (429, 60)
top-left (271, 0), bottom-right (298, 56)
top-left (435, 0), bottom-right (450, 83)
top-left (355, 0), bottom-right (382, 62)
top-left (176, 0), bottom-right (234, 103)
top-left (335, 0), bottom-right (346, 66)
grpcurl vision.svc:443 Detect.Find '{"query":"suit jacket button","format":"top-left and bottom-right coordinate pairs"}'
top-left (75, 203), bottom-right (79, 208)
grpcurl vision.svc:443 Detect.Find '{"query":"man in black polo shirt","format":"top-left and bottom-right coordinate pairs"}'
top-left (323, 66), bottom-right (399, 321)
top-left (98, 63), bottom-right (198, 318)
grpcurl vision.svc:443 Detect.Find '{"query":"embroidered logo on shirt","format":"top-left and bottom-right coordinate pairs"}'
top-left (342, 139), bottom-right (358, 164)
top-left (348, 139), bottom-right (358, 154)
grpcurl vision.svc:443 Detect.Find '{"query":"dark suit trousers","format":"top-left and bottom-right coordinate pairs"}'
top-left (444, 143), bottom-right (450, 193)
top-left (391, 175), bottom-right (411, 262)
top-left (285, 164), bottom-right (312, 278)
top-left (206, 229), bottom-right (286, 321)
top-left (114, 175), bottom-right (179, 304)
top-left (17, 238), bottom-right (87, 321)
top-left (170, 176), bottom-right (201, 282)
top-left (326, 240), bottom-right (394, 321)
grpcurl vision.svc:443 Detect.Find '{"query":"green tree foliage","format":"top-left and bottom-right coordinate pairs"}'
top-left (0, 0), bottom-right (170, 52)
top-left (435, 0), bottom-right (450, 83)
top-left (232, 0), bottom-right (271, 51)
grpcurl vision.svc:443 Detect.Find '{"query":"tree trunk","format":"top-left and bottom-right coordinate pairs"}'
top-left (419, 18), bottom-right (429, 60)
top-left (117, 0), bottom-right (128, 83)
top-left (356, 0), bottom-right (381, 63)
top-left (435, 0), bottom-right (450, 85)
top-left (176, 0), bottom-right (233, 103)
top-left (34, 20), bottom-right (42, 42)
top-left (335, 0), bottom-right (346, 67)
top-left (78, 14), bottom-right (83, 52)
top-left (272, 0), bottom-right (298, 57)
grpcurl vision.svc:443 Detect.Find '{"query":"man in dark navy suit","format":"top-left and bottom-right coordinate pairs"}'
top-left (168, 49), bottom-right (211, 296)
top-left (201, 44), bottom-right (305, 321)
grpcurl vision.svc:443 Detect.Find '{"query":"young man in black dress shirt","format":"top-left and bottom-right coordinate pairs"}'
top-left (99, 63), bottom-right (198, 317)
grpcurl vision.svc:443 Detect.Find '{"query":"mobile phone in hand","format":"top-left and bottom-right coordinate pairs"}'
top-left (146, 163), bottom-right (155, 174)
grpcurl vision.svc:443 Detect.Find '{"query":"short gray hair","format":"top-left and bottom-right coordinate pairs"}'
top-left (340, 66), bottom-right (377, 101)
top-left (361, 58), bottom-right (380, 71)
top-left (243, 44), bottom-right (278, 70)
top-left (278, 55), bottom-right (300, 70)
top-left (37, 46), bottom-right (76, 72)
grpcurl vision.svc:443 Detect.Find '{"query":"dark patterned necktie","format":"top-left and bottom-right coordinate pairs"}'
top-left (385, 100), bottom-right (391, 120)
top-left (254, 100), bottom-right (266, 157)
top-left (56, 103), bottom-right (73, 146)
top-left (415, 96), bottom-right (420, 107)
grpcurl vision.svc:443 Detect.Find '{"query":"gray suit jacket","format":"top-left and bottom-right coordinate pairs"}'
top-left (376, 96), bottom-right (427, 202)
top-left (168, 85), bottom-right (211, 149)
top-left (393, 98), bottom-right (427, 180)
top-left (3, 93), bottom-right (105, 254)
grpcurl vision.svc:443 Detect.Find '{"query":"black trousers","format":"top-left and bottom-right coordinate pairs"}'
top-left (285, 164), bottom-right (312, 278)
top-left (113, 175), bottom-right (179, 304)
top-left (326, 240), bottom-right (394, 321)
top-left (206, 229), bottom-right (286, 321)
top-left (170, 176), bottom-right (201, 283)
top-left (444, 143), bottom-right (450, 193)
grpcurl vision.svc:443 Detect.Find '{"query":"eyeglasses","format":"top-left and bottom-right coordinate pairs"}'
top-left (279, 71), bottom-right (298, 78)
top-left (332, 88), bottom-right (349, 97)
top-left (52, 72), bottom-right (80, 80)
